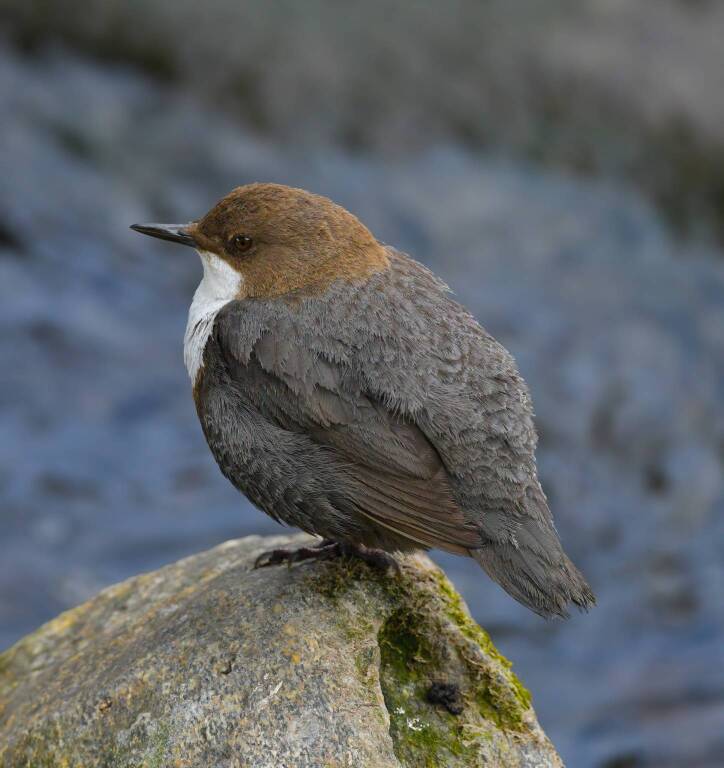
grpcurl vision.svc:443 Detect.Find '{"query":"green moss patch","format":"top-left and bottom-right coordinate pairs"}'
top-left (338, 558), bottom-right (535, 766)
top-left (306, 553), bottom-right (532, 743)
top-left (431, 571), bottom-right (532, 717)
top-left (378, 608), bottom-right (476, 766)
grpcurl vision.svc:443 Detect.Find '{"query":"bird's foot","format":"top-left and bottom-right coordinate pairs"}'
top-left (253, 539), bottom-right (339, 569)
top-left (253, 539), bottom-right (399, 573)
top-left (336, 542), bottom-right (401, 574)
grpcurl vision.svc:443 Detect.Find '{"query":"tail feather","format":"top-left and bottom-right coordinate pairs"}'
top-left (471, 484), bottom-right (595, 618)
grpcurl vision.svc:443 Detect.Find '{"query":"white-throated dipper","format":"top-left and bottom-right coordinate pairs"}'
top-left (131, 183), bottom-right (594, 618)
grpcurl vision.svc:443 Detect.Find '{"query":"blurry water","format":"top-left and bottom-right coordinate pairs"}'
top-left (1, 46), bottom-right (723, 767)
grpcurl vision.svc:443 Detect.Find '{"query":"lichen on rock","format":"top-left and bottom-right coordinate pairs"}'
top-left (0, 534), bottom-right (561, 768)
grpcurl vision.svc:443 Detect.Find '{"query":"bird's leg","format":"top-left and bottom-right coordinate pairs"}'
top-left (253, 539), bottom-right (340, 569)
top-left (253, 539), bottom-right (399, 573)
top-left (336, 542), bottom-right (401, 574)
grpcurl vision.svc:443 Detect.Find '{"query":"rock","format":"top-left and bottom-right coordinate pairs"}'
top-left (0, 534), bottom-right (561, 768)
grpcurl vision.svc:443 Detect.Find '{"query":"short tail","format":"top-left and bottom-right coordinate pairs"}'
top-left (471, 483), bottom-right (595, 618)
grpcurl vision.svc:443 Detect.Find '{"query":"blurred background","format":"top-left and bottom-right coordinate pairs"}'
top-left (1, 1), bottom-right (723, 765)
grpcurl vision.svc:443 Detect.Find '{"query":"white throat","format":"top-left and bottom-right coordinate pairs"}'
top-left (184, 251), bottom-right (243, 382)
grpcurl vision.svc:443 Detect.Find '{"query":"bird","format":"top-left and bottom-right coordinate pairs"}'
top-left (131, 183), bottom-right (594, 618)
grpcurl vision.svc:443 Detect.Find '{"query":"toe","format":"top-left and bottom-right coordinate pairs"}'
top-left (253, 548), bottom-right (286, 569)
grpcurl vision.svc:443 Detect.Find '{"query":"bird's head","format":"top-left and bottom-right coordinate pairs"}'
top-left (131, 183), bottom-right (389, 299)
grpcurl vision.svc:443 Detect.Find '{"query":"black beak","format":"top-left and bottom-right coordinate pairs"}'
top-left (130, 222), bottom-right (197, 247)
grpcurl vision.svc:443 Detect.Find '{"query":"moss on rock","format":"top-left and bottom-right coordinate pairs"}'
top-left (372, 562), bottom-right (536, 766)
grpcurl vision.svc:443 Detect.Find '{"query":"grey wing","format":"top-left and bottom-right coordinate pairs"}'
top-left (216, 306), bottom-right (481, 555)
top-left (347, 253), bottom-right (595, 617)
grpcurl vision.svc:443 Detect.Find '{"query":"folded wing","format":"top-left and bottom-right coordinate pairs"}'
top-left (216, 311), bottom-right (480, 555)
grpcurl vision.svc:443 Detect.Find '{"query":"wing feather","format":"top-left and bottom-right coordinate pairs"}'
top-left (217, 316), bottom-right (481, 554)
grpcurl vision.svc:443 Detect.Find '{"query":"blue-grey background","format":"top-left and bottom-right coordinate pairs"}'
top-left (1, 3), bottom-right (723, 766)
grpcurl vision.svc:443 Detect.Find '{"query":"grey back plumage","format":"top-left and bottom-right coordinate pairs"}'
top-left (199, 248), bottom-right (594, 617)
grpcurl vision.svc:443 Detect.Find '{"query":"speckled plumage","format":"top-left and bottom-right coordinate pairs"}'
top-left (132, 183), bottom-right (594, 618)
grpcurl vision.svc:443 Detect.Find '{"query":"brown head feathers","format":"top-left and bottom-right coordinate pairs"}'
top-left (187, 183), bottom-right (390, 299)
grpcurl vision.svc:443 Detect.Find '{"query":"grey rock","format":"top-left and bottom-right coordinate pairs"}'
top-left (0, 534), bottom-right (562, 768)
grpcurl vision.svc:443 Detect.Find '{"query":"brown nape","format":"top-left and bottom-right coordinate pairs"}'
top-left (187, 183), bottom-right (390, 299)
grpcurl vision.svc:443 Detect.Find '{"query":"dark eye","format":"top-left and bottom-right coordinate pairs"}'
top-left (229, 234), bottom-right (253, 254)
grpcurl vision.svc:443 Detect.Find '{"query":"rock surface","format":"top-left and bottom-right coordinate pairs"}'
top-left (0, 534), bottom-right (561, 768)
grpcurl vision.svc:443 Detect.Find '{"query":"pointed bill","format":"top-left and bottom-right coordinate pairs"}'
top-left (130, 223), bottom-right (197, 247)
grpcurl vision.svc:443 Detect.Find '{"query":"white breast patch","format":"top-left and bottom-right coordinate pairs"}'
top-left (184, 251), bottom-right (244, 382)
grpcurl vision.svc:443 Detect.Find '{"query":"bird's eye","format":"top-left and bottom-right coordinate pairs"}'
top-left (229, 234), bottom-right (253, 254)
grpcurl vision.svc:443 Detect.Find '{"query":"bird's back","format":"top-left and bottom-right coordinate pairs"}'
top-left (200, 247), bottom-right (594, 617)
